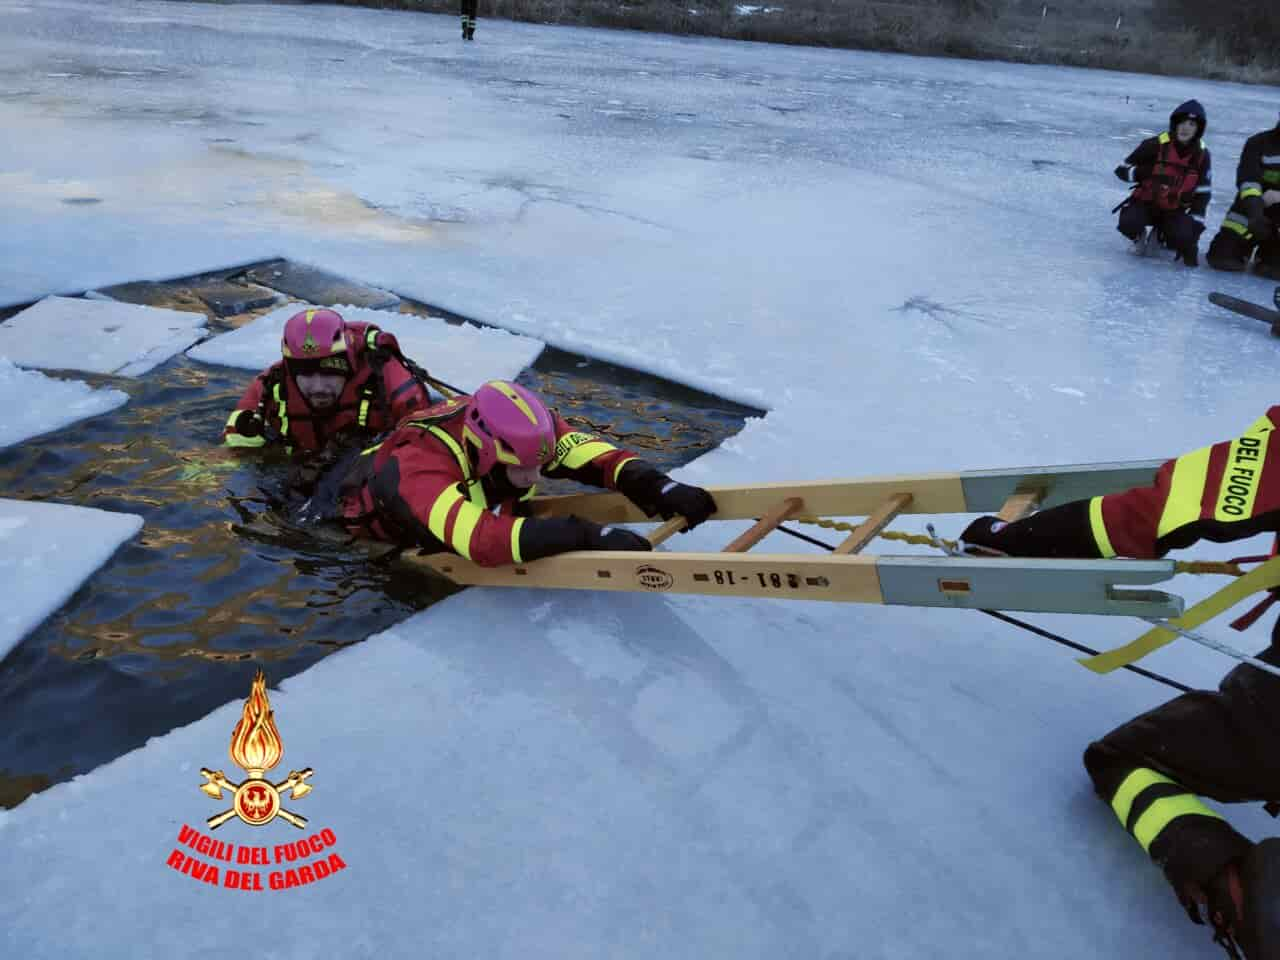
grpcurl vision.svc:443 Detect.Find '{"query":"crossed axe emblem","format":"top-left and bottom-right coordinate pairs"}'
top-left (200, 767), bottom-right (314, 830)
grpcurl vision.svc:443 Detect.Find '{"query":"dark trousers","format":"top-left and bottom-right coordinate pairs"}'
top-left (1118, 201), bottom-right (1204, 261)
top-left (460, 0), bottom-right (477, 36)
top-left (1207, 202), bottom-right (1280, 275)
top-left (1082, 639), bottom-right (1280, 898)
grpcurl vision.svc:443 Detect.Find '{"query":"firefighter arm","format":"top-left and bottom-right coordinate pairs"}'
top-left (1119, 139), bottom-right (1157, 183)
top-left (223, 375), bottom-right (269, 449)
top-left (542, 415), bottom-right (639, 490)
top-left (383, 358), bottom-right (432, 423)
top-left (1237, 134), bottom-right (1264, 201)
top-left (1187, 150), bottom-right (1212, 219)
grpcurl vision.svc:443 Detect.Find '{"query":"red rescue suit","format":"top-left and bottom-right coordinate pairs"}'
top-left (339, 398), bottom-right (640, 567)
top-left (1133, 133), bottom-right (1206, 213)
top-left (224, 322), bottom-right (429, 455)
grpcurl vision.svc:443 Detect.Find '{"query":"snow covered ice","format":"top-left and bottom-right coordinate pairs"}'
top-left (2, 1), bottom-right (1280, 957)
top-left (189, 301), bottom-right (545, 390)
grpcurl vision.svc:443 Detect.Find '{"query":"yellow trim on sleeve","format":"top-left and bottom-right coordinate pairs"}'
top-left (551, 434), bottom-right (617, 471)
top-left (1156, 447), bottom-right (1211, 539)
top-left (1088, 497), bottom-right (1117, 558)
top-left (448, 500), bottom-right (485, 560)
top-left (510, 517), bottom-right (525, 564)
top-left (427, 487), bottom-right (464, 544)
top-left (224, 434), bottom-right (266, 449)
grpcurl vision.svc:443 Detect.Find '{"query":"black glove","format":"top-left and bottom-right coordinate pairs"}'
top-left (1133, 164), bottom-right (1152, 183)
top-left (616, 462), bottom-right (716, 531)
top-left (582, 522), bottom-right (652, 552)
top-left (1113, 165), bottom-right (1130, 182)
top-left (518, 515), bottom-right (651, 562)
top-left (233, 409), bottom-right (264, 438)
top-left (652, 481), bottom-right (716, 530)
top-left (960, 516), bottom-right (1011, 556)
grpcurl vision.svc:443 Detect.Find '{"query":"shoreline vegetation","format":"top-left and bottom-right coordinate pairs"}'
top-left (296, 0), bottom-right (1280, 84)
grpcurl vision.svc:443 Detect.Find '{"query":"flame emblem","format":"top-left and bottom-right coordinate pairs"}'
top-left (198, 670), bottom-right (314, 830)
top-left (301, 333), bottom-right (318, 354)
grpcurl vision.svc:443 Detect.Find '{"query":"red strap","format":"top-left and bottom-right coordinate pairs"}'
top-left (1230, 592), bottom-right (1280, 632)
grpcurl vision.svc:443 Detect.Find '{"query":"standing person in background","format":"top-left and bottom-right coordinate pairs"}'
top-left (460, 0), bottom-right (477, 40)
top-left (1113, 99), bottom-right (1212, 267)
top-left (1207, 112), bottom-right (1280, 280)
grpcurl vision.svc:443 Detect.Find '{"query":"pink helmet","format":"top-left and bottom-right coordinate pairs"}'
top-left (280, 308), bottom-right (354, 375)
top-left (463, 380), bottom-right (556, 476)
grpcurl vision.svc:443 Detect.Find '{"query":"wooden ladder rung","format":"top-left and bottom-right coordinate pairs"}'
top-left (997, 487), bottom-right (1045, 523)
top-left (647, 516), bottom-right (688, 547)
top-left (721, 497), bottom-right (804, 553)
top-left (832, 492), bottom-right (914, 555)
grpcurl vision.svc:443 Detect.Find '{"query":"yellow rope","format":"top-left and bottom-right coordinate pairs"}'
top-left (791, 515), bottom-right (1249, 577)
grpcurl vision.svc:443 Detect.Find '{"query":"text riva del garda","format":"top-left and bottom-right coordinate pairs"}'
top-left (166, 823), bottom-right (347, 890)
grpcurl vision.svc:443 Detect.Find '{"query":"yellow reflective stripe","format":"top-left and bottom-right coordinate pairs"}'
top-left (519, 485), bottom-right (537, 502)
top-left (273, 382), bottom-right (289, 440)
top-left (224, 434), bottom-right (266, 449)
top-left (1215, 430), bottom-right (1271, 521)
top-left (510, 517), bottom-right (525, 563)
top-left (1241, 186), bottom-right (1263, 200)
top-left (449, 500), bottom-right (484, 560)
top-left (358, 398), bottom-right (370, 427)
top-left (361, 440), bottom-right (383, 456)
top-left (427, 487), bottom-right (464, 544)
top-left (1156, 447), bottom-right (1210, 539)
top-left (1132, 795), bottom-right (1222, 853)
top-left (425, 426), bottom-right (487, 508)
top-left (225, 411), bottom-right (242, 429)
top-left (1223, 218), bottom-right (1250, 236)
top-left (1157, 132), bottom-right (1170, 145)
top-left (1247, 414), bottom-right (1276, 433)
top-left (551, 434), bottom-right (616, 471)
top-left (1111, 768), bottom-right (1175, 827)
top-left (1088, 497), bottom-right (1116, 558)
top-left (611, 456), bottom-right (638, 486)
top-left (365, 328), bottom-right (379, 349)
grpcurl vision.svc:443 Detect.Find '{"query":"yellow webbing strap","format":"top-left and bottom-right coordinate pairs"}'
top-left (1080, 555), bottom-right (1280, 673)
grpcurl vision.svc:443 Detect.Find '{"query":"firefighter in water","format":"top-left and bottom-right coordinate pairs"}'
top-left (961, 408), bottom-right (1280, 959)
top-left (322, 379), bottom-right (717, 566)
top-left (1114, 100), bottom-right (1212, 267)
top-left (223, 308), bottom-right (432, 456)
top-left (1207, 112), bottom-right (1280, 280)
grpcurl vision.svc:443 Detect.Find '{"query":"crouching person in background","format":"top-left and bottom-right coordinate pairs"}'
top-left (1114, 99), bottom-right (1211, 267)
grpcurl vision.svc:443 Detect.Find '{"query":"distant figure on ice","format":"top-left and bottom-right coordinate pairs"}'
top-left (223, 308), bottom-right (433, 456)
top-left (310, 379), bottom-right (717, 566)
top-left (460, 0), bottom-right (477, 40)
top-left (1113, 99), bottom-right (1212, 267)
top-left (961, 407), bottom-right (1280, 959)
top-left (1206, 112), bottom-right (1280, 280)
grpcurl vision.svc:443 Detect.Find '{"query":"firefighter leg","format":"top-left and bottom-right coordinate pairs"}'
top-left (1256, 209), bottom-right (1280, 281)
top-left (1208, 201), bottom-right (1258, 272)
top-left (1083, 648), bottom-right (1280, 955)
top-left (1117, 201), bottom-right (1153, 244)
top-left (1161, 210), bottom-right (1203, 267)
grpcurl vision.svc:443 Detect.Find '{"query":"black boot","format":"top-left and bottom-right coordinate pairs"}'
top-left (1201, 840), bottom-right (1280, 959)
